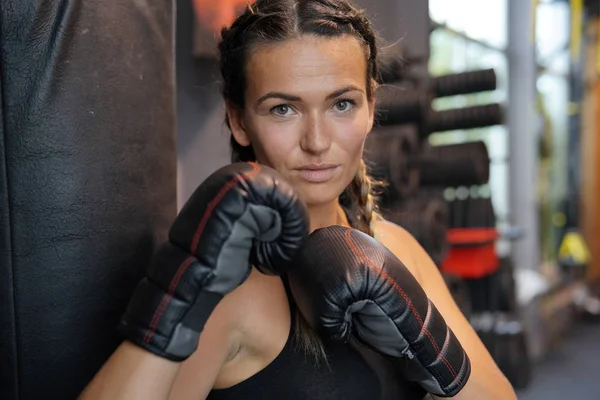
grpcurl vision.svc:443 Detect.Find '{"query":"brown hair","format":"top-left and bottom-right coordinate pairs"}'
top-left (218, 0), bottom-right (381, 364)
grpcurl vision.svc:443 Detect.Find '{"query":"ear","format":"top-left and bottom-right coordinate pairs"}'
top-left (225, 101), bottom-right (251, 146)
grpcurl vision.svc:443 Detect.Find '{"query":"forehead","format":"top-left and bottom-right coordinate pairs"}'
top-left (245, 35), bottom-right (368, 97)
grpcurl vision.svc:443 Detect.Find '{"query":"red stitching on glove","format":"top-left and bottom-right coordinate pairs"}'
top-left (144, 256), bottom-right (196, 344)
top-left (144, 162), bottom-right (262, 344)
top-left (344, 229), bottom-right (460, 383)
top-left (191, 162), bottom-right (262, 253)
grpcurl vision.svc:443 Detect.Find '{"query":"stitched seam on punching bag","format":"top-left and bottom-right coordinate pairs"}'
top-left (0, 4), bottom-right (21, 397)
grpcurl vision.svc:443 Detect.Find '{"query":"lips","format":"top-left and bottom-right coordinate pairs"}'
top-left (295, 163), bottom-right (340, 183)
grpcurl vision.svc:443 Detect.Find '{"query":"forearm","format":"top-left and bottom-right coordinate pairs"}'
top-left (79, 341), bottom-right (180, 400)
top-left (433, 362), bottom-right (516, 400)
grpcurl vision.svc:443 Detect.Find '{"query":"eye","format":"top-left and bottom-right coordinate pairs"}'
top-left (334, 99), bottom-right (355, 112)
top-left (271, 104), bottom-right (294, 117)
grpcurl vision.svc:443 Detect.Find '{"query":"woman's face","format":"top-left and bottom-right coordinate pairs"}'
top-left (228, 34), bottom-right (375, 206)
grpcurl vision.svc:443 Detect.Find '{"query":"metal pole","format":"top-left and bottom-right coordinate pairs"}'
top-left (507, 0), bottom-right (540, 271)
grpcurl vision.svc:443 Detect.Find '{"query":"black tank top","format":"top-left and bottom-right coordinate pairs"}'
top-left (207, 205), bottom-right (428, 399)
top-left (206, 282), bottom-right (427, 400)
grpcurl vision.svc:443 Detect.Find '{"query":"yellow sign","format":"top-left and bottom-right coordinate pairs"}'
top-left (531, 0), bottom-right (540, 43)
top-left (558, 231), bottom-right (591, 265)
top-left (570, 0), bottom-right (583, 61)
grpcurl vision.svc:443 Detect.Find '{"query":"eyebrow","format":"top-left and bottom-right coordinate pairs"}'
top-left (255, 85), bottom-right (364, 106)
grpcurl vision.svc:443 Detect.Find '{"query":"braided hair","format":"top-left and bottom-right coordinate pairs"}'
top-left (218, 0), bottom-right (382, 362)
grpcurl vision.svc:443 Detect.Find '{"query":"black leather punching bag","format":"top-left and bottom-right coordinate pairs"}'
top-left (0, 2), bottom-right (176, 399)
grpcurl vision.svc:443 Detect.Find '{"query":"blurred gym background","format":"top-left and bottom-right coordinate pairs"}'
top-left (184, 0), bottom-right (600, 397)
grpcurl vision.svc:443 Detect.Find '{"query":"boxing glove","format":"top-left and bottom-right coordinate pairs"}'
top-left (287, 225), bottom-right (470, 397)
top-left (119, 162), bottom-right (309, 361)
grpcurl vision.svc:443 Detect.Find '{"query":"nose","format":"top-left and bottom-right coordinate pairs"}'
top-left (299, 113), bottom-right (331, 155)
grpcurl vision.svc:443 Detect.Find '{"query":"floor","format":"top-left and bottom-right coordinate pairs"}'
top-left (516, 320), bottom-right (600, 399)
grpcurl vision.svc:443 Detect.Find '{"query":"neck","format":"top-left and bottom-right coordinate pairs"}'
top-left (307, 200), bottom-right (346, 233)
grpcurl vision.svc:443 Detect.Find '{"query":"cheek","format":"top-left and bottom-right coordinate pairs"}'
top-left (332, 115), bottom-right (370, 159)
top-left (248, 120), bottom-right (300, 167)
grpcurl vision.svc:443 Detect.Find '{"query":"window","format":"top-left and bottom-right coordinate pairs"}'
top-left (428, 0), bottom-right (510, 261)
top-left (429, 0), bottom-right (508, 49)
top-left (429, 0), bottom-right (572, 262)
top-left (535, 1), bottom-right (571, 261)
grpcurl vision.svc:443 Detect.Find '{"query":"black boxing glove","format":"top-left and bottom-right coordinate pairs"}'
top-left (118, 162), bottom-right (309, 361)
top-left (287, 225), bottom-right (470, 397)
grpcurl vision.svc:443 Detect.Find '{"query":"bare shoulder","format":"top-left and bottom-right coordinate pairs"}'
top-left (209, 268), bottom-right (291, 389)
top-left (373, 218), bottom-right (426, 284)
top-left (170, 268), bottom-right (290, 398)
top-left (194, 266), bottom-right (289, 361)
top-left (226, 267), bottom-right (290, 353)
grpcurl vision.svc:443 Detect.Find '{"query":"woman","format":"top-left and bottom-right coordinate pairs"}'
top-left (81, 0), bottom-right (516, 399)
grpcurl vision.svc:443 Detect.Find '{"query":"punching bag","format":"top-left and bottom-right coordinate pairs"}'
top-left (0, 2), bottom-right (177, 399)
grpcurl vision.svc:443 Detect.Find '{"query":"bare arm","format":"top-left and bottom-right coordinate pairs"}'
top-left (78, 341), bottom-right (180, 400)
top-left (415, 249), bottom-right (517, 400)
top-left (80, 289), bottom-right (238, 400)
top-left (168, 285), bottom-right (243, 400)
top-left (378, 221), bottom-right (517, 399)
top-left (78, 163), bottom-right (305, 400)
